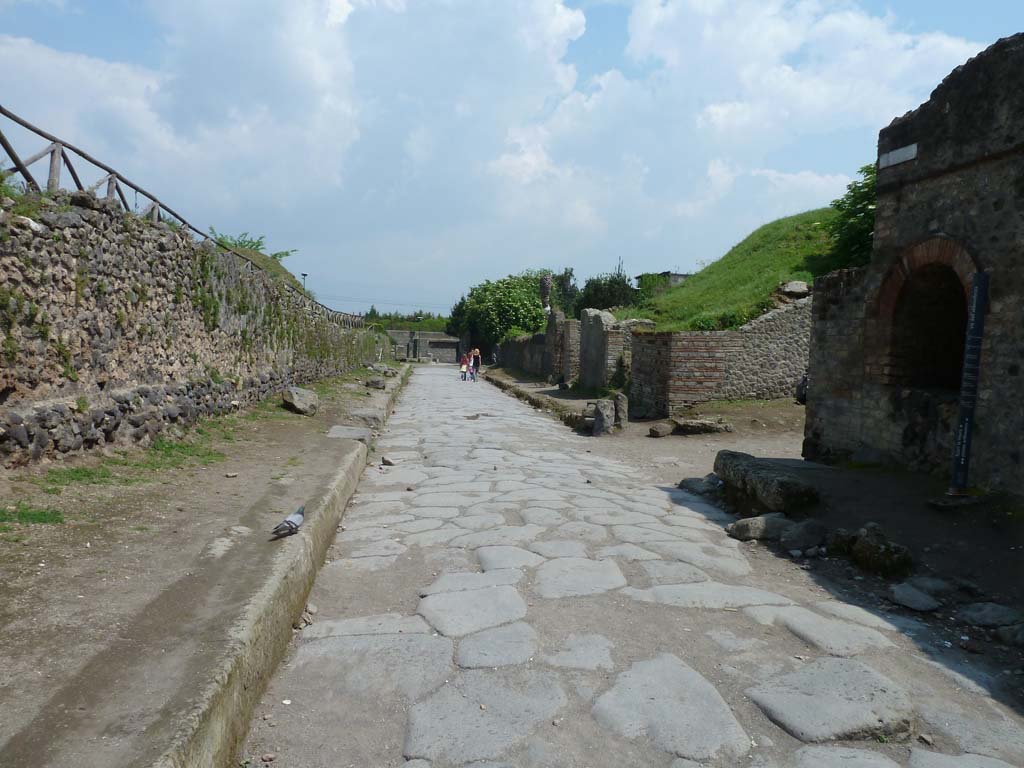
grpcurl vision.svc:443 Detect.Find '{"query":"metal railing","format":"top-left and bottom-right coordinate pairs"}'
top-left (0, 104), bottom-right (364, 328)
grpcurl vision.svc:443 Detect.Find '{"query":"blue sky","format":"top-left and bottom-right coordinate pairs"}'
top-left (1, 1), bottom-right (1021, 314)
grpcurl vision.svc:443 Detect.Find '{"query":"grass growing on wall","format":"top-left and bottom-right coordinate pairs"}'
top-left (617, 208), bottom-right (840, 331)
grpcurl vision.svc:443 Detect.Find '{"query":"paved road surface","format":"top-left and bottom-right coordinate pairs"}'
top-left (244, 366), bottom-right (1024, 767)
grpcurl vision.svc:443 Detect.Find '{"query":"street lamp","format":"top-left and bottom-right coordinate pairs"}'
top-left (301, 272), bottom-right (308, 290)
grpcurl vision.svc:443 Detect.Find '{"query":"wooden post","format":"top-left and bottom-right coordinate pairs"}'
top-left (47, 142), bottom-right (62, 193)
top-left (105, 175), bottom-right (117, 199)
top-left (0, 127), bottom-right (41, 191)
top-left (62, 150), bottom-right (84, 191)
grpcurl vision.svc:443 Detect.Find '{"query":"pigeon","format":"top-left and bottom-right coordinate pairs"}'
top-left (271, 506), bottom-right (305, 538)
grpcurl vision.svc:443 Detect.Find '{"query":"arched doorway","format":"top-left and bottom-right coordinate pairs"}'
top-left (889, 264), bottom-right (968, 390)
top-left (867, 237), bottom-right (981, 473)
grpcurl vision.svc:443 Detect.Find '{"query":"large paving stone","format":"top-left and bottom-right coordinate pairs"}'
top-left (404, 668), bottom-right (566, 763)
top-left (597, 543), bottom-right (661, 561)
top-left (529, 539), bottom-right (590, 558)
top-left (449, 525), bottom-right (546, 549)
top-left (746, 658), bottom-right (912, 742)
top-left (814, 601), bottom-right (904, 632)
top-left (477, 546), bottom-right (546, 571)
top-left (417, 585), bottom-right (527, 637)
top-left (644, 540), bottom-right (752, 577)
top-left (917, 702), bottom-right (1024, 765)
top-left (454, 513), bottom-right (508, 530)
top-left (302, 613), bottom-right (430, 640)
top-left (404, 526), bottom-right (466, 547)
top-left (794, 746), bottom-right (900, 767)
top-left (534, 557), bottom-right (626, 598)
top-left (420, 569), bottom-right (524, 595)
top-left (909, 749), bottom-right (1018, 768)
top-left (543, 633), bottom-right (614, 671)
top-left (641, 560), bottom-right (709, 584)
top-left (557, 521), bottom-right (609, 542)
top-left (293, 633), bottom-right (453, 701)
top-left (623, 582), bottom-right (792, 609)
top-left (744, 606), bottom-right (895, 656)
top-left (456, 622), bottom-right (538, 668)
top-left (592, 653), bottom-right (750, 761)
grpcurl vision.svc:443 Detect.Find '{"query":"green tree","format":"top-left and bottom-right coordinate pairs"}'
top-left (552, 267), bottom-right (580, 316)
top-left (827, 164), bottom-right (876, 267)
top-left (448, 272), bottom-right (546, 346)
top-left (365, 305), bottom-right (380, 321)
top-left (576, 259), bottom-right (637, 317)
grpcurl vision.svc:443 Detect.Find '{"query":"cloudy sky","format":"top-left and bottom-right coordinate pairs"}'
top-left (0, 2), bottom-right (1020, 314)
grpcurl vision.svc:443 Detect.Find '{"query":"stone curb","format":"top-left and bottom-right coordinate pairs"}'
top-left (150, 364), bottom-right (411, 768)
top-left (483, 371), bottom-right (577, 427)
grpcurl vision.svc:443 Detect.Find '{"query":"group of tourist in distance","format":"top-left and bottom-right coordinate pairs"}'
top-left (459, 348), bottom-right (482, 381)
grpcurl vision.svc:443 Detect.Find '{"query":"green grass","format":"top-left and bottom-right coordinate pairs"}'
top-left (221, 246), bottom-right (310, 296)
top-left (30, 433), bottom-right (226, 493)
top-left (616, 208), bottom-right (841, 331)
top-left (0, 501), bottom-right (64, 525)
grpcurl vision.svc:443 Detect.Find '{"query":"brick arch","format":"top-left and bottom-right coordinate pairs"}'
top-left (868, 236), bottom-right (981, 387)
top-left (875, 236), bottom-right (981, 321)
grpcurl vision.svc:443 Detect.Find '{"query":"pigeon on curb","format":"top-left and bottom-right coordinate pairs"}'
top-left (271, 506), bottom-right (305, 539)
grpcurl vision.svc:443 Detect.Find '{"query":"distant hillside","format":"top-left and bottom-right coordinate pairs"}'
top-left (619, 208), bottom-right (841, 331)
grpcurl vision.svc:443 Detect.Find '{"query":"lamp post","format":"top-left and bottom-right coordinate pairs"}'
top-left (301, 273), bottom-right (308, 290)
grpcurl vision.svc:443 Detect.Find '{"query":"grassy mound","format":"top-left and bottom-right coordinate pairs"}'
top-left (221, 246), bottom-right (308, 295)
top-left (619, 208), bottom-right (841, 331)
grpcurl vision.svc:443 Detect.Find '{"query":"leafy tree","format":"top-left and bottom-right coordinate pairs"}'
top-left (576, 259), bottom-right (637, 317)
top-left (365, 305), bottom-right (380, 321)
top-left (552, 267), bottom-right (580, 316)
top-left (448, 272), bottom-right (546, 346)
top-left (827, 164), bottom-right (876, 267)
top-left (635, 272), bottom-right (671, 303)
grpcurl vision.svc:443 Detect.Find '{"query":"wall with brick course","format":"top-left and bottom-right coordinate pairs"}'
top-left (804, 34), bottom-right (1024, 494)
top-left (630, 299), bottom-right (810, 417)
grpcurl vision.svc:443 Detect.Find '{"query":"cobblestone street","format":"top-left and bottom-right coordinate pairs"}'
top-left (244, 366), bottom-right (1024, 768)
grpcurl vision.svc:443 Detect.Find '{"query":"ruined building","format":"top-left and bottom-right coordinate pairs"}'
top-left (804, 34), bottom-right (1024, 495)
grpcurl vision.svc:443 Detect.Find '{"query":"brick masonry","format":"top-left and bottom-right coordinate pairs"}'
top-left (804, 34), bottom-right (1024, 494)
top-left (630, 299), bottom-right (810, 418)
top-left (0, 191), bottom-right (381, 465)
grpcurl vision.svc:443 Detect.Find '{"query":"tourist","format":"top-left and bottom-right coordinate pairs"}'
top-left (472, 347), bottom-right (482, 376)
top-left (459, 352), bottom-right (469, 381)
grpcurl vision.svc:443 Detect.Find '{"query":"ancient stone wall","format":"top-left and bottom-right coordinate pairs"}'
top-left (630, 300), bottom-right (810, 418)
top-left (499, 332), bottom-right (546, 377)
top-left (560, 318), bottom-right (580, 384)
top-left (804, 34), bottom-right (1024, 494)
top-left (578, 310), bottom-right (652, 391)
top-left (0, 191), bottom-right (380, 465)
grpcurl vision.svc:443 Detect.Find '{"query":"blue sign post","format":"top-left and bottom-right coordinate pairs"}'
top-left (949, 271), bottom-right (989, 495)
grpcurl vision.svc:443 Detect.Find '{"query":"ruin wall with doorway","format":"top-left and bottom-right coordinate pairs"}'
top-left (803, 34), bottom-right (1024, 494)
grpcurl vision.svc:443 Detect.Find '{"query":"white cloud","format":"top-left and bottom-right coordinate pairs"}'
top-left (0, 0), bottom-right (988, 313)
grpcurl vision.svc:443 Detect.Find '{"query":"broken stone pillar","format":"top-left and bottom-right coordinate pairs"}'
top-left (592, 400), bottom-right (615, 436)
top-left (613, 392), bottom-right (628, 428)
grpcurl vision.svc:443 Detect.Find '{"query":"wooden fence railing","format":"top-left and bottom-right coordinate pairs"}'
top-left (0, 104), bottom-right (364, 328)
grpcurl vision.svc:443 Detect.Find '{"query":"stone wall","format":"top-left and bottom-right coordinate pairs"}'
top-left (499, 332), bottom-right (546, 377)
top-left (578, 309), bottom-right (652, 391)
top-left (389, 330), bottom-right (460, 362)
top-left (0, 190), bottom-right (381, 466)
top-left (629, 299), bottom-right (810, 417)
top-left (804, 34), bottom-right (1024, 495)
top-left (560, 318), bottom-right (580, 384)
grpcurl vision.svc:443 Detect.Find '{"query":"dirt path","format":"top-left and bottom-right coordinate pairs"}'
top-left (0, 367), bottom-right (399, 768)
top-left (242, 365), bottom-right (1024, 768)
